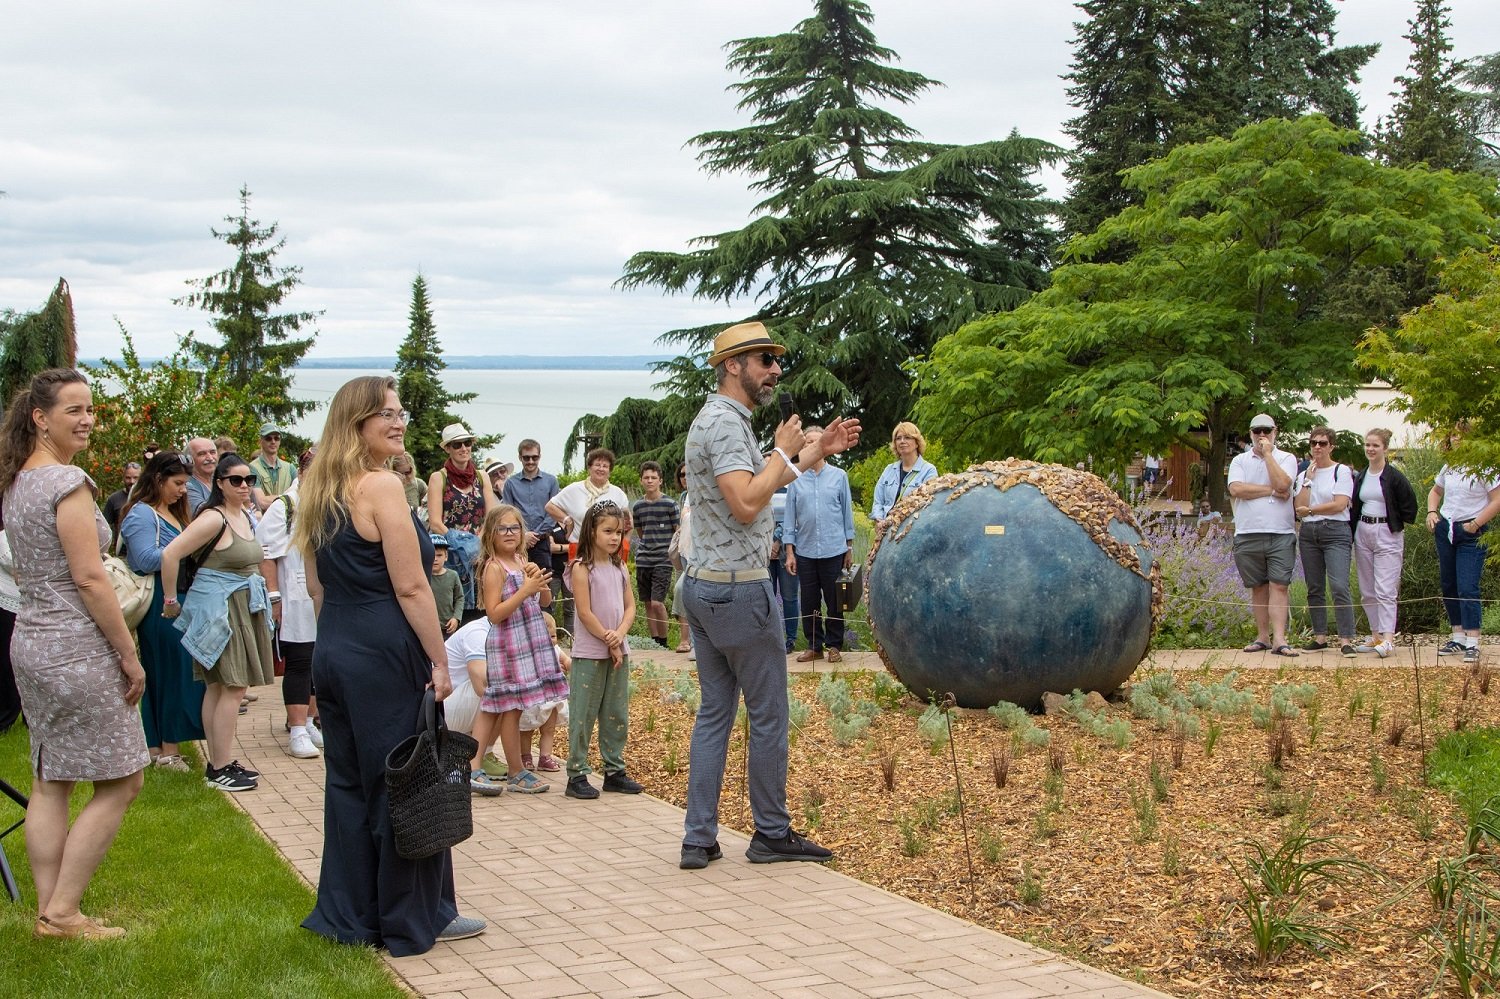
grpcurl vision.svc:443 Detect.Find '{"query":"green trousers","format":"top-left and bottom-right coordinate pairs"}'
top-left (567, 657), bottom-right (630, 777)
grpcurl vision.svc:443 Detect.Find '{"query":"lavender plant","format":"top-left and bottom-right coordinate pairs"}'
top-left (1138, 510), bottom-right (1257, 648)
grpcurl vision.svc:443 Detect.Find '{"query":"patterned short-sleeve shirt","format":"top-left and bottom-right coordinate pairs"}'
top-left (685, 393), bottom-right (772, 573)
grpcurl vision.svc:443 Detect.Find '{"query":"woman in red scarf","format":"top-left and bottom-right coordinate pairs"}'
top-left (426, 423), bottom-right (497, 617)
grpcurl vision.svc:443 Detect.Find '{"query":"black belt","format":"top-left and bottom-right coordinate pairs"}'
top-left (1360, 515), bottom-right (1387, 524)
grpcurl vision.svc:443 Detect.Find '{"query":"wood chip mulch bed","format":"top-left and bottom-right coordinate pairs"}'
top-left (623, 650), bottom-right (1500, 999)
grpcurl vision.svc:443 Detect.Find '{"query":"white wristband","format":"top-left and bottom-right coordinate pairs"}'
top-left (774, 448), bottom-right (801, 478)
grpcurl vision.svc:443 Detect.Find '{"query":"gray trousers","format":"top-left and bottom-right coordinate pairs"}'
top-left (1299, 519), bottom-right (1355, 639)
top-left (681, 576), bottom-right (791, 847)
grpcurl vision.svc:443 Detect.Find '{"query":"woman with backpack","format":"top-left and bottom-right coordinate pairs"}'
top-left (1293, 426), bottom-right (1356, 656)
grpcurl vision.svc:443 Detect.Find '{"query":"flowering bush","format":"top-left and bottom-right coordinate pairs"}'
top-left (81, 325), bottom-right (261, 493)
top-left (1140, 512), bottom-right (1256, 648)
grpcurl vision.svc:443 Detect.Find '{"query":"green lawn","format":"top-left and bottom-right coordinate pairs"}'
top-left (0, 726), bottom-right (404, 998)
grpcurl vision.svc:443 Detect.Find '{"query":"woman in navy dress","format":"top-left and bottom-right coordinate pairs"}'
top-left (297, 375), bottom-right (485, 955)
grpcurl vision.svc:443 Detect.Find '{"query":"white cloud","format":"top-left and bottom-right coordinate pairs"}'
top-left (2, 0), bottom-right (1496, 359)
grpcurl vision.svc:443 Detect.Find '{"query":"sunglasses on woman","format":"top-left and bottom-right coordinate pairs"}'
top-left (219, 473), bottom-right (258, 487)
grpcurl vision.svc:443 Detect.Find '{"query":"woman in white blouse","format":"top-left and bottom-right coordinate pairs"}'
top-left (1293, 426), bottom-right (1355, 655)
top-left (1426, 427), bottom-right (1500, 663)
top-left (1348, 429), bottom-right (1418, 657)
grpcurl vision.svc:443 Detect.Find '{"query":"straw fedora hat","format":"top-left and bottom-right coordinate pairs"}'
top-left (439, 422), bottom-right (476, 447)
top-left (706, 321), bottom-right (786, 367)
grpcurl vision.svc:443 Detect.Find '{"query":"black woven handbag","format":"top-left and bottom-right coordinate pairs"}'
top-left (385, 689), bottom-right (478, 860)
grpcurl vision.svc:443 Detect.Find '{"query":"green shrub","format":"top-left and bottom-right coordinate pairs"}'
top-left (817, 674), bottom-right (853, 717)
top-left (917, 703), bottom-right (949, 753)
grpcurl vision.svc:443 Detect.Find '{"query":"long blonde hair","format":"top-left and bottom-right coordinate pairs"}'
top-left (295, 375), bottom-right (397, 559)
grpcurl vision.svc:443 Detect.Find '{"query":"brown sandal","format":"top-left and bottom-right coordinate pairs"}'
top-left (34, 913), bottom-right (126, 940)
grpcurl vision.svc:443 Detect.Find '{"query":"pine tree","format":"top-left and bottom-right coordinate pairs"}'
top-left (1462, 50), bottom-right (1500, 172)
top-left (1061, 0), bottom-right (1376, 238)
top-left (615, 0), bottom-right (1060, 454)
top-left (0, 278), bottom-right (79, 403)
top-left (1062, 1), bottom-right (1204, 238)
top-left (176, 186), bottom-right (320, 425)
top-left (394, 274), bottom-right (477, 476)
top-left (1375, 1), bottom-right (1477, 170)
top-left (1214, 0), bottom-right (1377, 130)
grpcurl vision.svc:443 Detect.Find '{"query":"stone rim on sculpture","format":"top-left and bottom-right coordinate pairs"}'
top-left (866, 460), bottom-right (1164, 710)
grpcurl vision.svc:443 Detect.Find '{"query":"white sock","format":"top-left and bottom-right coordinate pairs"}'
top-left (1463, 636), bottom-right (1479, 648)
top-left (291, 725), bottom-right (308, 738)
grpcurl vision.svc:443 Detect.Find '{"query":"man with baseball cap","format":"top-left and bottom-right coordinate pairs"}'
top-left (678, 321), bottom-right (861, 870)
top-left (249, 422), bottom-right (297, 506)
top-left (1228, 413), bottom-right (1299, 656)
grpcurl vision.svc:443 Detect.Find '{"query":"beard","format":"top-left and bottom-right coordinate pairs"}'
top-left (738, 363), bottom-right (776, 408)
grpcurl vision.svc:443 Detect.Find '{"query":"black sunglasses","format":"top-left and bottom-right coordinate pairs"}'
top-left (1250, 427), bottom-right (1275, 436)
top-left (219, 473), bottom-right (258, 487)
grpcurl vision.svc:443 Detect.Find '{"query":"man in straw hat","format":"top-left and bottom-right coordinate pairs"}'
top-left (678, 321), bottom-right (861, 870)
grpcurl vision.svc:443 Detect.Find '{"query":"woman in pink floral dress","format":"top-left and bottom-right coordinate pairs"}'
top-left (0, 369), bottom-right (148, 940)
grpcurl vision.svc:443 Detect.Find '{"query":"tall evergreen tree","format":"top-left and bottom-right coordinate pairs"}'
top-left (0, 278), bottom-right (78, 404)
top-left (1061, 0), bottom-right (1375, 237)
top-left (1375, 0), bottom-right (1478, 170)
top-left (615, 0), bottom-right (1060, 455)
top-left (394, 274), bottom-right (477, 475)
top-left (176, 186), bottom-right (320, 425)
top-left (1062, 1), bottom-right (1206, 238)
top-left (1214, 0), bottom-right (1377, 129)
top-left (1460, 50), bottom-right (1500, 173)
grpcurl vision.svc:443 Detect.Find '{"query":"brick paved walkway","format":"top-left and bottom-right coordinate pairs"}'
top-left (229, 678), bottom-right (1171, 998)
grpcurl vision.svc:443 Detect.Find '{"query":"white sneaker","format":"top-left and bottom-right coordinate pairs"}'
top-left (1375, 641), bottom-right (1393, 659)
top-left (305, 722), bottom-right (324, 749)
top-left (288, 728), bottom-right (320, 759)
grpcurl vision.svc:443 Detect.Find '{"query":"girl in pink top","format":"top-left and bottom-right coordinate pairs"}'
top-left (564, 502), bottom-right (639, 800)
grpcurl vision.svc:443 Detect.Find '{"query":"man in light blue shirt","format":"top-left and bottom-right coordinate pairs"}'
top-left (501, 438), bottom-right (559, 571)
top-left (783, 426), bottom-right (855, 663)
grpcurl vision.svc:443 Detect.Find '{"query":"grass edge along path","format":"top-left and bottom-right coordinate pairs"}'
top-left (0, 726), bottom-right (405, 999)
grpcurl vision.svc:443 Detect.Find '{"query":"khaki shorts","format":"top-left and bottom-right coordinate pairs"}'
top-left (1233, 532), bottom-right (1296, 587)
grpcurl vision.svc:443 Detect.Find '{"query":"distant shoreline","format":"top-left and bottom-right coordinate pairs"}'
top-left (81, 355), bottom-right (672, 371)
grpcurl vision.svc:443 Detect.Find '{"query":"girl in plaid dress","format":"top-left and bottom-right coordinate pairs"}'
top-left (469, 504), bottom-right (567, 794)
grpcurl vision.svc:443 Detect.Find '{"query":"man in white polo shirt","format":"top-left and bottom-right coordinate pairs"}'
top-left (1228, 413), bottom-right (1299, 656)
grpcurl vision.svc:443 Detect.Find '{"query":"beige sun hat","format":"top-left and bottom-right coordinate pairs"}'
top-left (706, 321), bottom-right (786, 367)
top-left (440, 422), bottom-right (476, 446)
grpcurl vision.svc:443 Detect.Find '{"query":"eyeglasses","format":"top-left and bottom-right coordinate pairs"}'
top-left (376, 409), bottom-right (410, 424)
top-left (1309, 440), bottom-right (1331, 448)
top-left (1250, 427), bottom-right (1275, 436)
top-left (262, 433), bottom-right (281, 440)
top-left (750, 352), bottom-right (781, 368)
top-left (219, 473), bottom-right (258, 487)
top-left (520, 454), bottom-right (540, 462)
top-left (446, 440), bottom-right (473, 450)
top-left (893, 435), bottom-right (916, 443)
top-left (495, 525), bottom-right (523, 535)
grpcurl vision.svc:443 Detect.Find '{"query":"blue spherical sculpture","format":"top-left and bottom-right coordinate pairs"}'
top-left (867, 460), bottom-right (1162, 709)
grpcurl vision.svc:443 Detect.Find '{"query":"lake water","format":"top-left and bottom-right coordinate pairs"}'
top-left (287, 368), bottom-right (666, 473)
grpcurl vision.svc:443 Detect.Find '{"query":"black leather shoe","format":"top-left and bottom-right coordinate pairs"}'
top-left (603, 771), bottom-right (642, 794)
top-left (679, 842), bottom-right (723, 869)
top-left (565, 775), bottom-right (599, 799)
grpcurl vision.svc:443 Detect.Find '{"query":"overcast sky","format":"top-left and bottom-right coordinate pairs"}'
top-left (3, 1), bottom-right (1498, 362)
